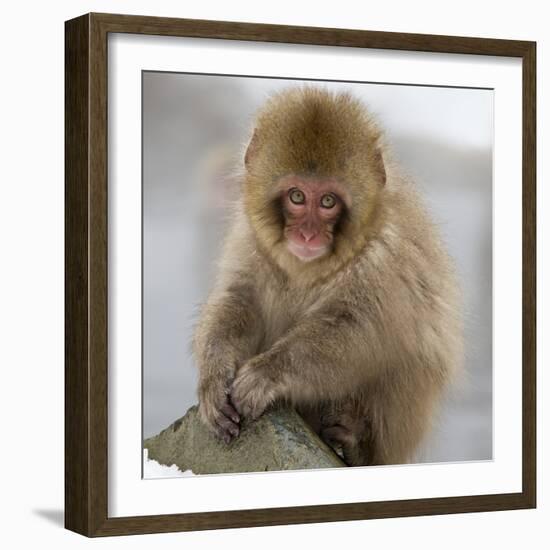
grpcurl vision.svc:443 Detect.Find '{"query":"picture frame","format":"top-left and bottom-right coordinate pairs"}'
top-left (65, 12), bottom-right (536, 537)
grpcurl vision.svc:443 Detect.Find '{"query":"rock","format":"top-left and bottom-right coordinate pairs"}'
top-left (144, 405), bottom-right (346, 474)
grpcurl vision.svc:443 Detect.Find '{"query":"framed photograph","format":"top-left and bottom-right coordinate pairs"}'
top-left (65, 13), bottom-right (536, 537)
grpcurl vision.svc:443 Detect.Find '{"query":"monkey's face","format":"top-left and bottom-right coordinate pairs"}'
top-left (278, 176), bottom-right (350, 262)
top-left (243, 88), bottom-right (386, 280)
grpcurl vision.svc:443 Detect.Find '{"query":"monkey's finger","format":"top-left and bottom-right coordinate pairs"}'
top-left (232, 394), bottom-right (256, 419)
top-left (221, 401), bottom-right (240, 424)
top-left (213, 421), bottom-right (237, 445)
top-left (237, 397), bottom-right (265, 420)
top-left (215, 414), bottom-right (240, 439)
top-left (231, 396), bottom-right (250, 418)
top-left (232, 379), bottom-right (269, 419)
top-left (214, 425), bottom-right (233, 445)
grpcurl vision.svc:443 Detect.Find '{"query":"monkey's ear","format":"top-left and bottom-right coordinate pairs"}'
top-left (373, 148), bottom-right (387, 186)
top-left (244, 129), bottom-right (260, 169)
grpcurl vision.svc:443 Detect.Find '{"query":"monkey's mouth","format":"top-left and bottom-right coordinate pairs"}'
top-left (287, 240), bottom-right (328, 262)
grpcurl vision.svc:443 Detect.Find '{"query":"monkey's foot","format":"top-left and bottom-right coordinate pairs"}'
top-left (320, 424), bottom-right (364, 466)
top-left (321, 425), bottom-right (354, 450)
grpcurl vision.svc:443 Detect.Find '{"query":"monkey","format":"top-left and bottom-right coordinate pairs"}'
top-left (192, 87), bottom-right (463, 466)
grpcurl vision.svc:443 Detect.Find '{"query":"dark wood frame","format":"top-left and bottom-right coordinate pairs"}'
top-left (65, 12), bottom-right (537, 537)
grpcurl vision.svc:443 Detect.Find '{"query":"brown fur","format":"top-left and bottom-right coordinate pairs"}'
top-left (193, 87), bottom-right (463, 466)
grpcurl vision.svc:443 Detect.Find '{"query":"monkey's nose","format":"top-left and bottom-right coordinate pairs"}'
top-left (300, 228), bottom-right (317, 242)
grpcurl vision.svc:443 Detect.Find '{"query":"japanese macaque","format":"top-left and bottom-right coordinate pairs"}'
top-left (192, 87), bottom-right (463, 466)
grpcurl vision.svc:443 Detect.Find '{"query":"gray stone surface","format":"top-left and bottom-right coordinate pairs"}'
top-left (144, 405), bottom-right (345, 475)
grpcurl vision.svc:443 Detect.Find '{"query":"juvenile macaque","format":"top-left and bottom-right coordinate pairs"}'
top-left (193, 87), bottom-right (463, 466)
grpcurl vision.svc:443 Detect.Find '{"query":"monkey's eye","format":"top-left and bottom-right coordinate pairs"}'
top-left (320, 194), bottom-right (336, 209)
top-left (289, 189), bottom-right (305, 205)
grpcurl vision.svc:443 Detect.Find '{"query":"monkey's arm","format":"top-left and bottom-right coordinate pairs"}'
top-left (231, 303), bottom-right (378, 419)
top-left (193, 279), bottom-right (264, 442)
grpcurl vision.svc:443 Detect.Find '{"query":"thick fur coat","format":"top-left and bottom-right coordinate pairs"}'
top-left (193, 87), bottom-right (463, 465)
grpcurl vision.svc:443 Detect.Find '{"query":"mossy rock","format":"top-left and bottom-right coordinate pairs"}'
top-left (144, 405), bottom-right (345, 475)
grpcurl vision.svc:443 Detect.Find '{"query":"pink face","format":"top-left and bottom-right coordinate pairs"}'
top-left (279, 176), bottom-right (349, 262)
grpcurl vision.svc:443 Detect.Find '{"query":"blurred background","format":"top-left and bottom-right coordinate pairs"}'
top-left (142, 72), bottom-right (493, 464)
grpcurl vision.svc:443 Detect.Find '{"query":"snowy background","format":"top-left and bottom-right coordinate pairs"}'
top-left (142, 72), bottom-right (493, 465)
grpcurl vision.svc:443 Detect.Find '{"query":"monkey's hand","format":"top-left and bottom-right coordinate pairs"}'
top-left (231, 354), bottom-right (280, 420)
top-left (198, 376), bottom-right (241, 444)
